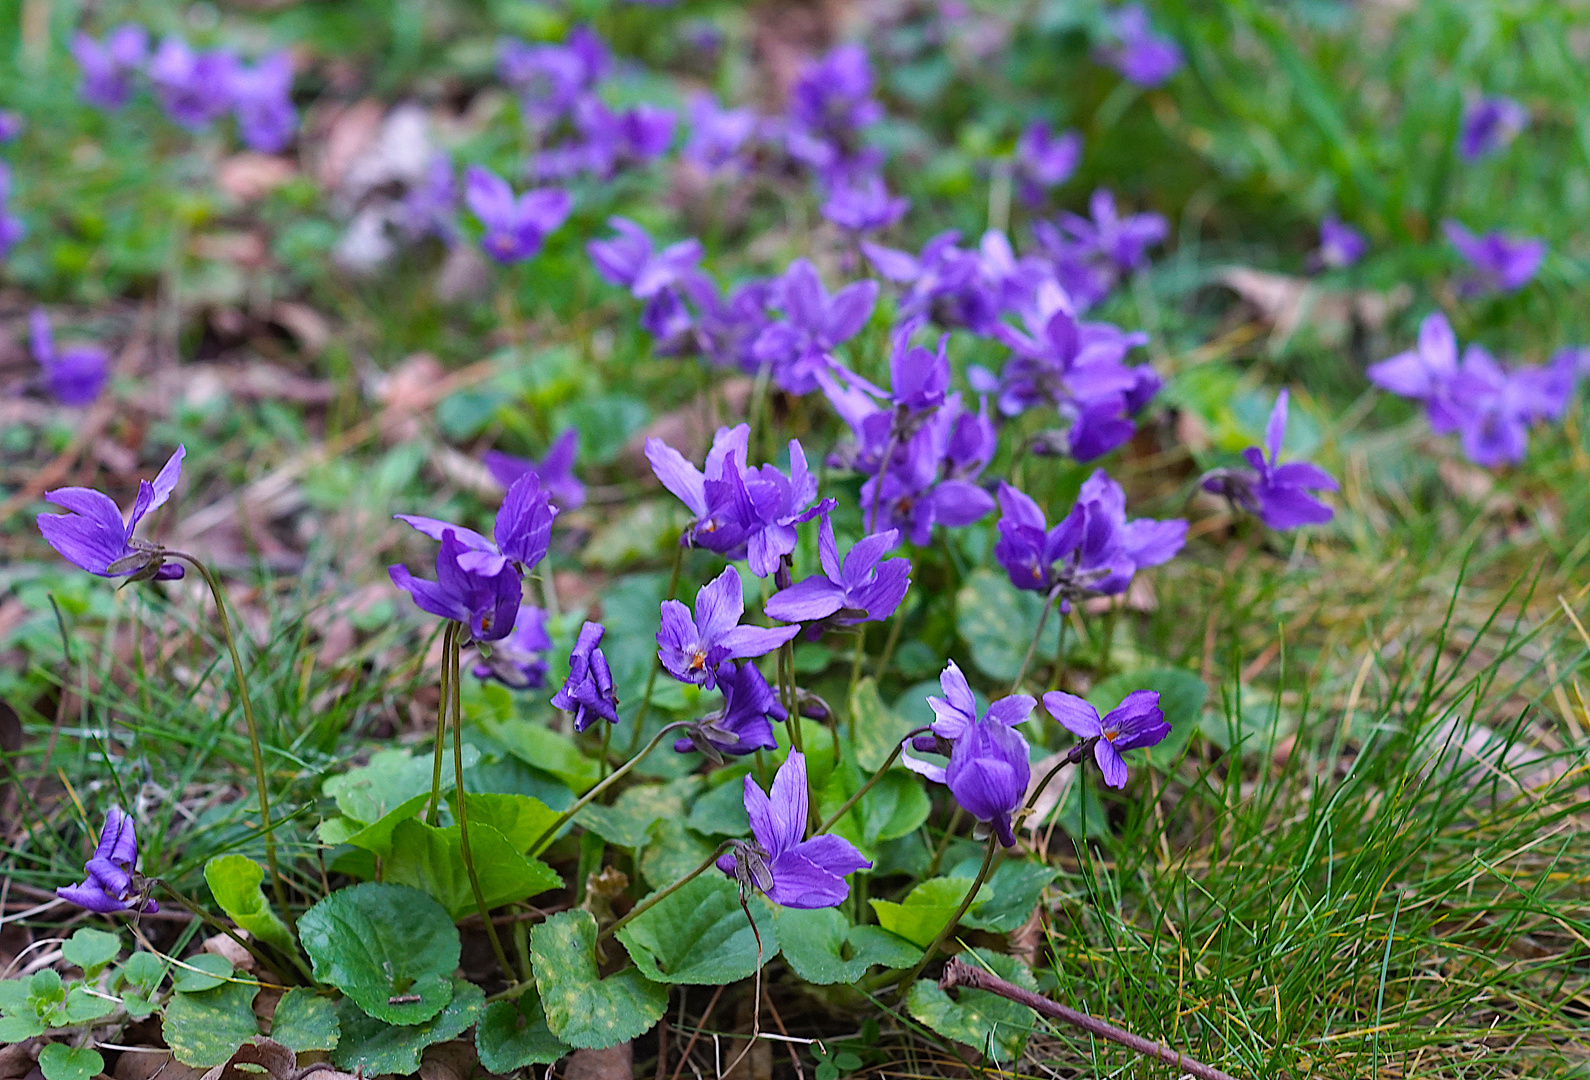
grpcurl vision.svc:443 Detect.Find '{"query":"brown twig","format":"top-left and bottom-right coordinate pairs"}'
top-left (939, 957), bottom-right (1241, 1080)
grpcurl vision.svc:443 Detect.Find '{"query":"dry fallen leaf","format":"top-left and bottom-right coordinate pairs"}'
top-left (565, 1044), bottom-right (631, 1080)
top-left (198, 1039), bottom-right (296, 1080)
top-left (113, 1052), bottom-right (208, 1080)
top-left (203, 932), bottom-right (256, 972)
top-left (218, 154), bottom-right (298, 203)
top-left (1218, 267), bottom-right (1407, 346)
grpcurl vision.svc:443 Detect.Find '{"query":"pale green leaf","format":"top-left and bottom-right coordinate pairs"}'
top-left (531, 910), bottom-right (667, 1048)
top-left (163, 980), bottom-right (260, 1067)
top-left (774, 907), bottom-right (921, 985)
top-left (204, 855), bottom-right (297, 957)
top-left (270, 987), bottom-right (340, 1052)
top-left (905, 949), bottom-right (1037, 1062)
top-left (383, 819), bottom-right (562, 920)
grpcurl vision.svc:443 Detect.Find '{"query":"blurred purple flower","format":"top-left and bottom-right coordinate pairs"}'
top-left (1055, 189), bottom-right (1167, 275)
top-left (575, 99), bottom-right (676, 179)
top-left (474, 604), bottom-right (552, 689)
top-left (1200, 390), bottom-right (1337, 529)
top-left (674, 660), bottom-right (784, 761)
top-left (684, 92), bottom-right (758, 174)
top-left (588, 217), bottom-right (703, 299)
top-left (1366, 312), bottom-right (1464, 435)
top-left (37, 445), bottom-right (185, 582)
top-left (0, 110), bottom-right (22, 142)
top-left (397, 473), bottom-right (557, 575)
top-left (57, 807), bottom-right (158, 914)
top-left (72, 25), bottom-right (149, 109)
top-left (228, 52), bottom-right (296, 153)
top-left (863, 231), bottom-right (1001, 332)
top-left (657, 565), bottom-right (800, 689)
top-left (1459, 96), bottom-right (1527, 161)
top-left (717, 751), bottom-right (870, 908)
top-left (993, 471), bottom-right (1185, 604)
top-left (552, 621), bottom-right (619, 731)
top-left (1014, 121), bottom-right (1081, 207)
top-left (30, 308), bottom-right (110, 406)
top-left (1312, 216), bottom-right (1367, 270)
top-left (498, 26), bottom-right (607, 128)
top-left (464, 165), bottom-right (572, 264)
top-left (148, 37), bottom-right (237, 128)
top-left (485, 427), bottom-right (585, 510)
top-left (821, 172), bottom-right (909, 233)
top-left (1043, 689), bottom-right (1168, 788)
top-left (1100, 3), bottom-right (1183, 87)
top-left (787, 43), bottom-right (882, 157)
top-left (751, 259), bottom-right (878, 393)
top-left (388, 530), bottom-right (523, 642)
top-left (682, 275), bottom-right (775, 372)
top-left (0, 167), bottom-right (22, 258)
top-left (764, 514), bottom-right (910, 632)
top-left (402, 155), bottom-right (459, 243)
top-left (1443, 220), bottom-right (1544, 295)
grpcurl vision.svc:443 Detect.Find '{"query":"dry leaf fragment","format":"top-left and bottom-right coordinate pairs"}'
top-left (565, 1044), bottom-right (631, 1080)
top-left (218, 154), bottom-right (298, 203)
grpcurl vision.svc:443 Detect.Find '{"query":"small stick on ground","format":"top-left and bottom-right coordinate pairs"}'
top-left (939, 957), bottom-right (1240, 1080)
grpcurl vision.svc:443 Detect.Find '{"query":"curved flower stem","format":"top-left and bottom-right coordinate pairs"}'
top-left (924, 806), bottom-right (964, 878)
top-left (873, 606), bottom-right (905, 681)
top-left (596, 722), bottom-right (613, 780)
top-left (1010, 589), bottom-right (1058, 694)
top-left (598, 842), bottom-right (731, 944)
top-left (1023, 744), bottom-right (1088, 821)
top-left (428, 622), bottom-right (459, 826)
top-left (778, 640), bottom-right (816, 830)
top-left (625, 542), bottom-right (685, 756)
top-left (169, 552), bottom-right (289, 930)
top-left (1049, 613), bottom-right (1069, 692)
top-left (814, 727), bottom-right (932, 835)
top-left (865, 433), bottom-right (899, 535)
top-left (899, 838), bottom-right (998, 989)
top-left (843, 629), bottom-right (866, 744)
top-left (157, 881), bottom-right (313, 985)
top-left (449, 628), bottom-right (514, 982)
top-left (528, 721), bottom-right (694, 857)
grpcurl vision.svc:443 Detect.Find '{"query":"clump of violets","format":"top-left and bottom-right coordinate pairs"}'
top-left (485, 428), bottom-right (586, 510)
top-left (683, 92), bottom-right (758, 176)
top-left (147, 37), bottom-right (238, 129)
top-left (1200, 390), bottom-right (1338, 530)
top-left (993, 470), bottom-right (1186, 607)
top-left (552, 621), bottom-right (619, 732)
top-left (72, 25), bottom-right (149, 109)
top-left (473, 604), bottom-right (552, 689)
top-left (30, 308), bottom-right (110, 406)
top-left (227, 52), bottom-right (297, 153)
top-left (1367, 312), bottom-right (1582, 468)
top-left (1443, 220), bottom-right (1545, 295)
top-left (1013, 121), bottom-right (1082, 207)
top-left (37, 445), bottom-right (186, 582)
top-left (782, 43), bottom-right (883, 180)
top-left (764, 515), bottom-right (911, 636)
top-left (464, 165), bottom-right (573, 264)
top-left (0, 163), bottom-right (24, 260)
top-left (674, 661), bottom-right (784, 762)
top-left (718, 751), bottom-right (870, 908)
top-left (657, 566), bottom-right (800, 690)
top-left (588, 217), bottom-right (704, 339)
top-left (1459, 96), bottom-right (1528, 161)
top-left (1310, 216), bottom-right (1367, 271)
top-left (1043, 689), bottom-right (1168, 788)
top-left (903, 662), bottom-right (1033, 847)
top-left (58, 808), bottom-right (158, 914)
top-left (1035, 189), bottom-right (1167, 309)
top-left (1099, 3), bottom-right (1183, 87)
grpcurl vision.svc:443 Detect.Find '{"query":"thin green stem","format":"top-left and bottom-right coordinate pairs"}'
top-left (873, 606), bottom-right (905, 681)
top-left (428, 623), bottom-right (457, 826)
top-left (1049, 612), bottom-right (1069, 692)
top-left (625, 542), bottom-right (685, 756)
top-left (844, 629), bottom-right (867, 745)
top-left (450, 628), bottom-right (514, 982)
top-left (899, 839), bottom-right (998, 988)
top-left (814, 727), bottom-right (932, 834)
top-left (778, 639), bottom-right (817, 830)
top-left (598, 842), bottom-right (731, 943)
top-left (925, 806), bottom-right (964, 878)
top-left (596, 721), bottom-right (613, 780)
top-left (170, 552), bottom-right (290, 931)
top-left (1010, 589), bottom-right (1058, 694)
top-left (158, 882), bottom-right (313, 985)
top-left (529, 721), bottom-right (693, 857)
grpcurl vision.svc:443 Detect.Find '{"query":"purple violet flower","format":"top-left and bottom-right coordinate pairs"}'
top-left (673, 660), bottom-right (784, 761)
top-left (464, 165), bottom-right (572, 264)
top-left (30, 308), bottom-right (110, 406)
top-left (0, 165), bottom-right (23, 259)
top-left (72, 25), bottom-right (149, 110)
top-left (1100, 3), bottom-right (1183, 87)
top-left (684, 92), bottom-right (758, 174)
top-left (573, 98), bottom-right (676, 179)
top-left (657, 566), bottom-right (801, 690)
top-left (1043, 689), bottom-right (1168, 788)
top-left (1443, 221), bottom-right (1545, 295)
top-left (389, 530), bottom-right (522, 642)
top-left (1447, 346), bottom-right (1574, 468)
top-left (1055, 188), bottom-right (1168, 276)
top-left (1200, 390), bottom-right (1338, 529)
top-left (856, 394), bottom-right (998, 544)
top-left (484, 427), bottom-right (586, 510)
top-left (1459, 96), bottom-right (1528, 161)
top-left (551, 621), bottom-right (619, 732)
top-left (1014, 122), bottom-right (1082, 207)
top-left (588, 217), bottom-right (703, 299)
top-left (474, 604), bottom-right (552, 689)
top-left (1366, 312), bottom-right (1463, 435)
top-left (148, 37), bottom-right (238, 129)
top-left (785, 43), bottom-right (883, 167)
top-left (751, 259), bottom-right (879, 394)
top-left (764, 514), bottom-right (911, 633)
top-left (682, 275), bottom-right (776, 373)
top-left (498, 32), bottom-right (603, 129)
top-left (227, 52), bottom-right (297, 153)
top-left (993, 471), bottom-right (1185, 604)
top-left (57, 807), bottom-right (158, 914)
top-left (1313, 216), bottom-right (1367, 270)
top-left (401, 155), bottom-right (459, 244)
top-left (396, 473), bottom-right (557, 575)
top-left (903, 661), bottom-right (1033, 847)
top-left (862, 231), bottom-right (1000, 333)
top-left (717, 750), bottom-right (870, 908)
top-left (821, 172), bottom-right (909, 234)
top-left (0, 110), bottom-right (23, 142)
top-left (37, 445), bottom-right (186, 582)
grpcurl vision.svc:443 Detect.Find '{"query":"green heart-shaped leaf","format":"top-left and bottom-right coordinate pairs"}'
top-left (476, 989), bottom-right (571, 1072)
top-left (905, 949), bottom-right (1038, 1063)
top-left (956, 568), bottom-right (1055, 681)
top-left (204, 855), bottom-right (297, 957)
top-left (958, 860), bottom-right (1058, 933)
top-left (333, 979), bottom-right (485, 1076)
top-left (774, 907), bottom-right (921, 985)
top-left (819, 764), bottom-right (931, 861)
top-left (451, 792), bottom-right (560, 853)
top-left (578, 777), bottom-right (701, 849)
top-left (323, 747), bottom-right (478, 823)
top-left (61, 928), bottom-right (121, 976)
top-left (271, 987), bottom-right (340, 1051)
top-left (617, 875), bottom-right (778, 984)
top-left (383, 819), bottom-right (562, 920)
top-left (171, 954), bottom-right (234, 993)
top-left (869, 876), bottom-right (992, 948)
top-left (298, 883), bottom-right (459, 1025)
top-left (38, 1043), bottom-right (103, 1080)
top-left (532, 909), bottom-right (667, 1048)
top-left (163, 980), bottom-right (260, 1066)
